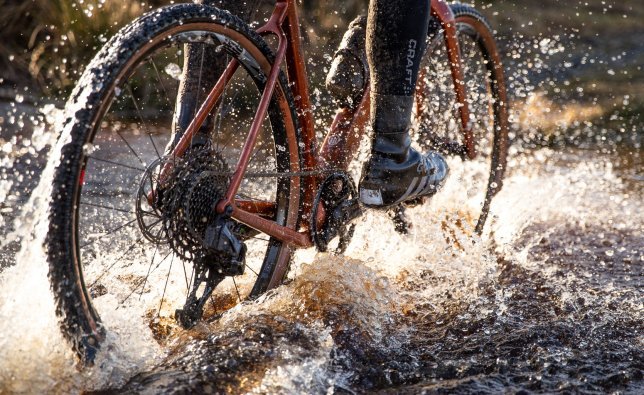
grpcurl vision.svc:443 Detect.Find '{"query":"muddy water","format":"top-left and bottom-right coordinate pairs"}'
top-left (99, 147), bottom-right (642, 394)
top-left (0, 101), bottom-right (641, 395)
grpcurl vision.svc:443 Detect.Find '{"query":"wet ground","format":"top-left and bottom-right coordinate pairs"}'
top-left (0, 100), bottom-right (641, 393)
top-left (90, 146), bottom-right (642, 394)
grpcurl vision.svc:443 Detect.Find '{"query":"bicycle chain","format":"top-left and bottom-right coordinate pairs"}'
top-left (158, 146), bottom-right (338, 251)
top-left (191, 168), bottom-right (338, 179)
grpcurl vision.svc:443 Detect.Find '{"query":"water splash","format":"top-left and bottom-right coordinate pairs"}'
top-left (0, 101), bottom-right (163, 392)
top-left (0, 6), bottom-right (642, 390)
top-left (0, 104), bottom-right (79, 392)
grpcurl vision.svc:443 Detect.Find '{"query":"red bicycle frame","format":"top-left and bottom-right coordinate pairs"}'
top-left (165, 0), bottom-right (475, 250)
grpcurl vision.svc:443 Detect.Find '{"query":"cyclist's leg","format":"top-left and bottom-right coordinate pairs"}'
top-left (168, 0), bottom-right (262, 151)
top-left (359, 0), bottom-right (448, 207)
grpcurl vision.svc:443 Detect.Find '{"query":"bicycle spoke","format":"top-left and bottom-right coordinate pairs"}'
top-left (82, 178), bottom-right (141, 192)
top-left (149, 58), bottom-right (173, 108)
top-left (190, 45), bottom-right (206, 147)
top-left (244, 263), bottom-right (259, 278)
top-left (89, 236), bottom-right (145, 288)
top-left (88, 156), bottom-right (146, 172)
top-left (80, 218), bottom-right (138, 248)
top-left (182, 260), bottom-right (191, 292)
top-left (123, 241), bottom-right (158, 303)
top-left (83, 219), bottom-right (161, 288)
top-left (214, 56), bottom-right (234, 151)
top-left (187, 265), bottom-right (195, 299)
top-left (120, 249), bottom-right (173, 305)
top-left (158, 254), bottom-right (175, 316)
top-left (232, 277), bottom-right (241, 303)
top-left (116, 130), bottom-right (146, 167)
top-left (149, 133), bottom-right (162, 161)
top-left (195, 45), bottom-right (205, 118)
top-left (140, 210), bottom-right (161, 218)
top-left (80, 201), bottom-right (134, 215)
top-left (138, 239), bottom-right (160, 300)
top-left (216, 128), bottom-right (238, 154)
top-left (247, 145), bottom-right (265, 167)
top-left (215, 81), bottom-right (240, 152)
top-left (126, 83), bottom-right (161, 160)
top-left (213, 100), bottom-right (224, 151)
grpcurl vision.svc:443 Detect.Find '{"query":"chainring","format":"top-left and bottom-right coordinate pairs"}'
top-left (310, 172), bottom-right (361, 253)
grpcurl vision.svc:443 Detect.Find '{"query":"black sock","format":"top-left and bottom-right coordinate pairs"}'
top-left (366, 0), bottom-right (430, 96)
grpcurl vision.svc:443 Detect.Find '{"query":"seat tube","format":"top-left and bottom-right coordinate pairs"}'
top-left (431, 0), bottom-right (476, 159)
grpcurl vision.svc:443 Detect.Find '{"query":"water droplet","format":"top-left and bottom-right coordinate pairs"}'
top-left (164, 63), bottom-right (182, 80)
top-left (82, 143), bottom-right (98, 155)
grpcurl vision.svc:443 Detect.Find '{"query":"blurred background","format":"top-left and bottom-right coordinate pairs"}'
top-left (0, 0), bottom-right (642, 147)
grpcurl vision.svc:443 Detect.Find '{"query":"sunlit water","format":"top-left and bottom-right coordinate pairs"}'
top-left (0, 20), bottom-right (642, 391)
top-left (0, 97), bottom-right (641, 393)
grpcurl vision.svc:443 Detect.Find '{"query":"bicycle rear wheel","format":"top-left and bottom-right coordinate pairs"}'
top-left (414, 4), bottom-right (509, 233)
top-left (46, 4), bottom-right (303, 364)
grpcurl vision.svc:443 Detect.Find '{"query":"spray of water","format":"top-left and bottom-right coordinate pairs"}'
top-left (0, 104), bottom-right (79, 392)
top-left (0, 102), bottom-right (164, 392)
top-left (0, 108), bottom-right (640, 393)
top-left (0, 4), bottom-right (641, 390)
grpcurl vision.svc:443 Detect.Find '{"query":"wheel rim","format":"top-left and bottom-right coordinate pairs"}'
top-left (414, 19), bottom-right (505, 232)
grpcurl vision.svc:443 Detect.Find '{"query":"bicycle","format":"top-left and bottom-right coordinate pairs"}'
top-left (46, 0), bottom-right (509, 364)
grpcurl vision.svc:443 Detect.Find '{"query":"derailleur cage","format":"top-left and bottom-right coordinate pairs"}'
top-left (310, 172), bottom-right (362, 253)
top-left (175, 263), bottom-right (223, 329)
top-left (175, 215), bottom-right (247, 328)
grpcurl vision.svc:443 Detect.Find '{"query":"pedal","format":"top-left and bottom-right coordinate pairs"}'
top-left (336, 222), bottom-right (357, 254)
top-left (317, 198), bottom-right (362, 253)
top-left (334, 198), bottom-right (362, 254)
top-left (311, 173), bottom-right (362, 253)
top-left (337, 197), bottom-right (362, 223)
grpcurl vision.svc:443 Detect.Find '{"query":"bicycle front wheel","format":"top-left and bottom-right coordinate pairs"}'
top-left (46, 4), bottom-right (303, 363)
top-left (414, 3), bottom-right (509, 234)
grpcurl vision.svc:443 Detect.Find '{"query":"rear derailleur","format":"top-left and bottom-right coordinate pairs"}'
top-left (175, 215), bottom-right (247, 329)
